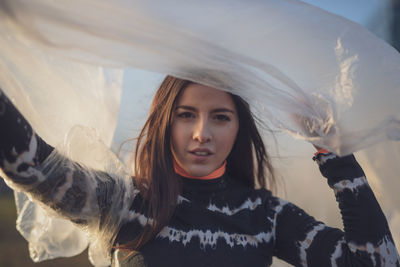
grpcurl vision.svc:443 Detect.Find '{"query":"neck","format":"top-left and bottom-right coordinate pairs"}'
top-left (173, 159), bottom-right (226, 180)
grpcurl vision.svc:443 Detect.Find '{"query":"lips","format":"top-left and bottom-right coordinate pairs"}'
top-left (189, 148), bottom-right (213, 156)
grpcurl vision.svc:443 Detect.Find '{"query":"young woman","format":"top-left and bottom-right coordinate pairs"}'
top-left (0, 75), bottom-right (399, 267)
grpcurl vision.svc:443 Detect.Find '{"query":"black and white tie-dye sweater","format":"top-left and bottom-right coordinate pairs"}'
top-left (1, 89), bottom-right (399, 267)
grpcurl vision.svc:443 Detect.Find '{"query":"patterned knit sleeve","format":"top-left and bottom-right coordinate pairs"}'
top-left (0, 88), bottom-right (134, 228)
top-left (273, 153), bottom-right (400, 266)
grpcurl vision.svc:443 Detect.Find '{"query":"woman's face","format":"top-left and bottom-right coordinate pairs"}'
top-left (171, 84), bottom-right (239, 177)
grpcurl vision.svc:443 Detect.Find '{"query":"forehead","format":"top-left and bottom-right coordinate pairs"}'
top-left (176, 84), bottom-right (236, 109)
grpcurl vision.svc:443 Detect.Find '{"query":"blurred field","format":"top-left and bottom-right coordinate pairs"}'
top-left (0, 195), bottom-right (91, 267)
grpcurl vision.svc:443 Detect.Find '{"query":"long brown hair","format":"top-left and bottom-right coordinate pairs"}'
top-left (119, 75), bottom-right (275, 251)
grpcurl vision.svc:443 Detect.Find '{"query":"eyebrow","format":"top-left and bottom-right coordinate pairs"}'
top-left (175, 105), bottom-right (235, 114)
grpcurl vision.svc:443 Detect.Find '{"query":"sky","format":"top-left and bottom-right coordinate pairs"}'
top-left (300, 0), bottom-right (388, 25)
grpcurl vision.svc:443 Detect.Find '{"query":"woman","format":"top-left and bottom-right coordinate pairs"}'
top-left (0, 75), bottom-right (399, 267)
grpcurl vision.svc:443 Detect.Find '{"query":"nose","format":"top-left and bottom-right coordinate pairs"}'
top-left (192, 117), bottom-right (212, 143)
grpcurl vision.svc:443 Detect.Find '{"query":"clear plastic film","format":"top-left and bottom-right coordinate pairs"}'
top-left (1, 0), bottom-right (400, 154)
top-left (3, 125), bottom-right (136, 267)
top-left (0, 0), bottom-right (399, 266)
top-left (13, 191), bottom-right (89, 261)
top-left (43, 126), bottom-right (136, 267)
top-left (0, 6), bottom-right (123, 265)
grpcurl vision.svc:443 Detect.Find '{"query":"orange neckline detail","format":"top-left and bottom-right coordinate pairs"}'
top-left (173, 159), bottom-right (226, 180)
top-left (314, 148), bottom-right (330, 156)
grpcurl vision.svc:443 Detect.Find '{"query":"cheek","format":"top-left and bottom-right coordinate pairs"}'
top-left (217, 125), bottom-right (239, 154)
top-left (171, 125), bottom-right (180, 152)
top-left (171, 122), bottom-right (187, 153)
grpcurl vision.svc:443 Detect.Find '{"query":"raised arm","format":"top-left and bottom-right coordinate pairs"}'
top-left (272, 152), bottom-right (400, 266)
top-left (0, 88), bottom-right (133, 227)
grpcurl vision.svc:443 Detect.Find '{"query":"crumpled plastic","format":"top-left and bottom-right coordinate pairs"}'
top-left (0, 0), bottom-right (399, 266)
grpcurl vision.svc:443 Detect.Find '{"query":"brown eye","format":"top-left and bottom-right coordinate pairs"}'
top-left (178, 112), bottom-right (195, 119)
top-left (215, 114), bottom-right (231, 121)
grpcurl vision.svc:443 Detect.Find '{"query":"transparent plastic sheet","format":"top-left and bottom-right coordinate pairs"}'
top-left (3, 126), bottom-right (135, 267)
top-left (13, 191), bottom-right (89, 261)
top-left (1, 0), bottom-right (400, 153)
top-left (0, 0), bottom-right (399, 266)
top-left (43, 126), bottom-right (135, 267)
top-left (0, 10), bottom-right (123, 265)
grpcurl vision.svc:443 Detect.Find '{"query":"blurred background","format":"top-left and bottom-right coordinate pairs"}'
top-left (1, 0), bottom-right (399, 266)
